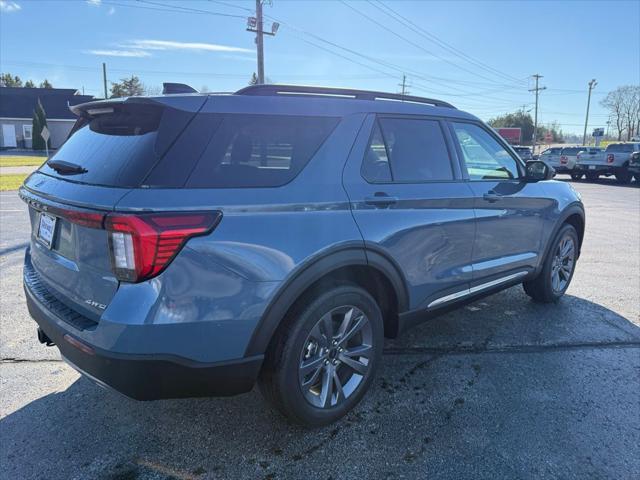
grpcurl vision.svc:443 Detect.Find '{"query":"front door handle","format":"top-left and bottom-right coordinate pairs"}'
top-left (365, 193), bottom-right (398, 208)
top-left (483, 190), bottom-right (502, 203)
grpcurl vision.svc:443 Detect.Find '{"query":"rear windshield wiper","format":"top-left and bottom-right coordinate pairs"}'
top-left (46, 160), bottom-right (88, 175)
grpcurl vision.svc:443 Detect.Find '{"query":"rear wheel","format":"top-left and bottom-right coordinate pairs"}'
top-left (259, 285), bottom-right (383, 426)
top-left (615, 166), bottom-right (632, 184)
top-left (570, 172), bottom-right (583, 181)
top-left (523, 224), bottom-right (578, 303)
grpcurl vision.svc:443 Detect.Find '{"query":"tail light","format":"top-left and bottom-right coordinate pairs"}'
top-left (105, 212), bottom-right (222, 282)
top-left (607, 154), bottom-right (614, 164)
top-left (560, 156), bottom-right (568, 164)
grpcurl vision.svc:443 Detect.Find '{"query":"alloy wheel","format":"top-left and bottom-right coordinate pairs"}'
top-left (551, 235), bottom-right (575, 293)
top-left (298, 305), bottom-right (373, 409)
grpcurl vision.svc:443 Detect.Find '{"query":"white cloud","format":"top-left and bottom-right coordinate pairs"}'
top-left (86, 0), bottom-right (101, 6)
top-left (84, 49), bottom-right (151, 58)
top-left (108, 6), bottom-right (115, 15)
top-left (125, 39), bottom-right (252, 54)
top-left (0, 1), bottom-right (21, 12)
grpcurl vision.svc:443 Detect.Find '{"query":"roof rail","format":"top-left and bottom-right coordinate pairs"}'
top-left (234, 84), bottom-right (455, 109)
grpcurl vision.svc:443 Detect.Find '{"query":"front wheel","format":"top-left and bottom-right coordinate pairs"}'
top-left (570, 172), bottom-right (583, 181)
top-left (259, 285), bottom-right (384, 426)
top-left (523, 224), bottom-right (579, 303)
top-left (615, 167), bottom-right (632, 184)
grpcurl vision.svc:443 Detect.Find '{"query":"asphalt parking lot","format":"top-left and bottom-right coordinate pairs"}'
top-left (1, 178), bottom-right (639, 480)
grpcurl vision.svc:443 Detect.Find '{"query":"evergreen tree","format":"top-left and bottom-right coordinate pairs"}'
top-left (24, 80), bottom-right (36, 88)
top-left (39, 79), bottom-right (53, 88)
top-left (0, 73), bottom-right (22, 87)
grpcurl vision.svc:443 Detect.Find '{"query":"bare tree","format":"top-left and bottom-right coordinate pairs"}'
top-left (600, 85), bottom-right (640, 140)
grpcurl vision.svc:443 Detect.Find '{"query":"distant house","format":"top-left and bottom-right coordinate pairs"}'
top-left (0, 87), bottom-right (94, 150)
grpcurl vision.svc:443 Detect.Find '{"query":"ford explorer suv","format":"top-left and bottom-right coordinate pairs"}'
top-left (575, 142), bottom-right (640, 183)
top-left (21, 84), bottom-right (585, 426)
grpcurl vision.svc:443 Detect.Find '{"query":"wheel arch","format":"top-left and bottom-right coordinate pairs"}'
top-left (244, 245), bottom-right (409, 357)
top-left (542, 203), bottom-right (585, 264)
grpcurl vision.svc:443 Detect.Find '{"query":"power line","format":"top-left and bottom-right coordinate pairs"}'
top-left (338, 0), bottom-right (525, 87)
top-left (369, 0), bottom-right (527, 85)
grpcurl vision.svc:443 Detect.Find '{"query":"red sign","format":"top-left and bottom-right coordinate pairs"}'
top-left (496, 128), bottom-right (521, 144)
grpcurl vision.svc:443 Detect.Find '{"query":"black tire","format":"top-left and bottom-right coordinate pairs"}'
top-left (570, 172), bottom-right (583, 181)
top-left (523, 224), bottom-right (579, 303)
top-left (585, 172), bottom-right (598, 181)
top-left (258, 284), bottom-right (384, 426)
top-left (615, 166), bottom-right (632, 184)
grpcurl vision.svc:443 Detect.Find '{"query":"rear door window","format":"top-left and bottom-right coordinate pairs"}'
top-left (374, 117), bottom-right (454, 182)
top-left (361, 121), bottom-right (392, 183)
top-left (452, 122), bottom-right (522, 180)
top-left (186, 115), bottom-right (338, 188)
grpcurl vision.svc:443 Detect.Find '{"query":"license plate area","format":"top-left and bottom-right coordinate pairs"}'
top-left (589, 165), bottom-right (596, 170)
top-left (37, 213), bottom-right (57, 249)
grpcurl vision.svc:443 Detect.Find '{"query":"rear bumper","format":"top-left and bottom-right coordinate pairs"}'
top-left (24, 263), bottom-right (263, 401)
top-left (575, 164), bottom-right (617, 175)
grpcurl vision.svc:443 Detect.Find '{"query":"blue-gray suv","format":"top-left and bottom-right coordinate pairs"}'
top-left (21, 84), bottom-right (585, 426)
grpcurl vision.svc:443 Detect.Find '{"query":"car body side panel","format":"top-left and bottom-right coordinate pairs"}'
top-left (342, 114), bottom-right (477, 311)
top-left (538, 180), bottom-right (585, 256)
top-left (466, 180), bottom-right (554, 281)
top-left (114, 113), bottom-right (368, 283)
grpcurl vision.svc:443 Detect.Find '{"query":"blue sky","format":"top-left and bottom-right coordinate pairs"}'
top-left (1, 0), bottom-right (639, 134)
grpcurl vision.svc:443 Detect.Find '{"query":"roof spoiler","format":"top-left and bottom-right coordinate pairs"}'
top-left (162, 83), bottom-right (198, 94)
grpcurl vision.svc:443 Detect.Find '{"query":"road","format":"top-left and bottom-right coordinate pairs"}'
top-left (1, 179), bottom-right (639, 480)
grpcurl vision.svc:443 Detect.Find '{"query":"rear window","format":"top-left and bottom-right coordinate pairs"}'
top-left (605, 144), bottom-right (635, 153)
top-left (561, 148), bottom-right (583, 155)
top-left (39, 104), bottom-right (191, 188)
top-left (185, 115), bottom-right (338, 188)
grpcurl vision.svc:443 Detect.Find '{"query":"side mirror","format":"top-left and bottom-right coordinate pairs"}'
top-left (526, 160), bottom-right (554, 181)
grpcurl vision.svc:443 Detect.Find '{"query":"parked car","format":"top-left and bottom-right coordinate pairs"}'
top-left (513, 146), bottom-right (533, 161)
top-left (571, 147), bottom-right (604, 180)
top-left (20, 84), bottom-right (585, 426)
top-left (575, 142), bottom-right (640, 183)
top-left (629, 151), bottom-right (640, 181)
top-left (538, 147), bottom-right (563, 170)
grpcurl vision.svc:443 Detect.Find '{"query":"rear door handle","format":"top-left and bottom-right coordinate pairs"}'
top-left (483, 191), bottom-right (502, 203)
top-left (364, 193), bottom-right (398, 208)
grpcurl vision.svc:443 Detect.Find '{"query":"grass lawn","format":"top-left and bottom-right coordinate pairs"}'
top-left (0, 174), bottom-right (28, 191)
top-left (0, 156), bottom-right (46, 167)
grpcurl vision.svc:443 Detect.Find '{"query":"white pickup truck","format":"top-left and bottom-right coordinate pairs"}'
top-left (575, 142), bottom-right (640, 183)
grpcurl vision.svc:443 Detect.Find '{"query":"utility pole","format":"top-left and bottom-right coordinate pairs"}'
top-left (102, 62), bottom-right (108, 99)
top-left (529, 74), bottom-right (546, 154)
top-left (582, 78), bottom-right (597, 146)
top-left (398, 74), bottom-right (409, 99)
top-left (246, 1), bottom-right (278, 84)
top-left (255, 0), bottom-right (264, 84)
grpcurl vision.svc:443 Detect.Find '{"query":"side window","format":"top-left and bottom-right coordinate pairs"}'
top-left (452, 122), bottom-right (521, 180)
top-left (362, 121), bottom-right (392, 183)
top-left (186, 115), bottom-right (338, 188)
top-left (380, 118), bottom-right (453, 182)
